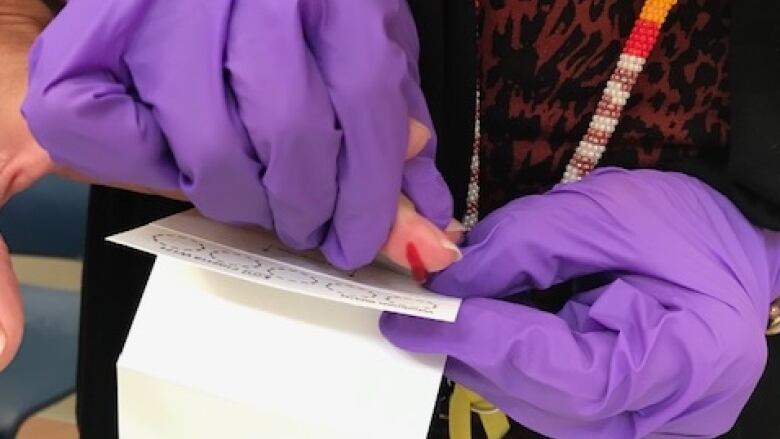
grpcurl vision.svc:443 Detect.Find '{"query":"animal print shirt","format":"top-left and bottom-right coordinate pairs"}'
top-left (477, 0), bottom-right (730, 214)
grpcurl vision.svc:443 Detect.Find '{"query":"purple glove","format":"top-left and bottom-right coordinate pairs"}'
top-left (382, 168), bottom-right (780, 438)
top-left (22, 0), bottom-right (452, 269)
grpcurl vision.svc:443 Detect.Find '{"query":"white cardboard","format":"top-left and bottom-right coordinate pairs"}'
top-left (113, 211), bottom-right (459, 438)
top-left (109, 210), bottom-right (460, 322)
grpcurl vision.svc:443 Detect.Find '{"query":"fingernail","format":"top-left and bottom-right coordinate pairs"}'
top-left (441, 240), bottom-right (463, 261)
top-left (405, 242), bottom-right (429, 283)
top-left (445, 219), bottom-right (467, 233)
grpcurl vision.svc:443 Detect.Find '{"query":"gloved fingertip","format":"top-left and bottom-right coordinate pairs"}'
top-left (378, 312), bottom-right (416, 344)
top-left (379, 312), bottom-right (454, 355)
top-left (321, 246), bottom-right (372, 272)
top-left (402, 161), bottom-right (454, 230)
top-left (378, 312), bottom-right (398, 333)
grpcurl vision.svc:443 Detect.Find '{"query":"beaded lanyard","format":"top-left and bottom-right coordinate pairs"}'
top-left (453, 4), bottom-right (684, 435)
top-left (463, 0), bottom-right (679, 229)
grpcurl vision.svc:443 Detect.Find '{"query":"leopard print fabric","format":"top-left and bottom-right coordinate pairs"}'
top-left (477, 0), bottom-right (730, 215)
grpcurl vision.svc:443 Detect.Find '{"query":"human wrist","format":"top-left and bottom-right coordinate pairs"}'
top-left (0, 0), bottom-right (53, 29)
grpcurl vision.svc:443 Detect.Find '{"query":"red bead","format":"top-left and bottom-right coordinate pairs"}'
top-left (614, 68), bottom-right (639, 80)
top-left (587, 129), bottom-right (610, 138)
top-left (554, 7), bottom-right (674, 187)
top-left (572, 155), bottom-right (596, 172)
top-left (636, 19), bottom-right (661, 33)
top-left (595, 107), bottom-right (620, 119)
top-left (631, 20), bottom-right (659, 41)
top-left (625, 38), bottom-right (652, 52)
top-left (610, 75), bottom-right (635, 89)
top-left (625, 46), bottom-right (651, 58)
top-left (586, 133), bottom-right (609, 145)
top-left (612, 71), bottom-right (639, 86)
top-left (597, 100), bottom-right (619, 113)
top-left (626, 35), bottom-right (649, 48)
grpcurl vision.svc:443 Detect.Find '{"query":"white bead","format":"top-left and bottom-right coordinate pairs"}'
top-left (606, 80), bottom-right (625, 93)
top-left (604, 88), bottom-right (628, 101)
top-left (620, 54), bottom-right (645, 66)
top-left (617, 59), bottom-right (642, 73)
top-left (593, 115), bottom-right (618, 127)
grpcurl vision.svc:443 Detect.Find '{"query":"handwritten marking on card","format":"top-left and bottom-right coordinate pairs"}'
top-left (108, 212), bottom-right (461, 322)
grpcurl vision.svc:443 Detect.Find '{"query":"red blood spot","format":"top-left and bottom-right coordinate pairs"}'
top-left (406, 242), bottom-right (429, 283)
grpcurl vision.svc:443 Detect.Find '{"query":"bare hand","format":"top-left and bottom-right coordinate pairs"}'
top-left (0, 19), bottom-right (55, 205)
top-left (1, 12), bottom-right (186, 205)
top-left (0, 235), bottom-right (23, 371)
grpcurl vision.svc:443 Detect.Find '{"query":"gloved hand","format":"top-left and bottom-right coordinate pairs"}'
top-left (381, 168), bottom-right (780, 438)
top-left (0, 2), bottom-right (183, 206)
top-left (22, 0), bottom-right (454, 269)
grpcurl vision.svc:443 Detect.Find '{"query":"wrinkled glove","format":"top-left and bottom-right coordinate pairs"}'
top-left (382, 168), bottom-right (780, 438)
top-left (22, 0), bottom-right (452, 269)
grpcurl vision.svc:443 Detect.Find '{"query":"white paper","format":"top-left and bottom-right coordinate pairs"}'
top-left (109, 210), bottom-right (461, 322)
top-left (118, 259), bottom-right (446, 439)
